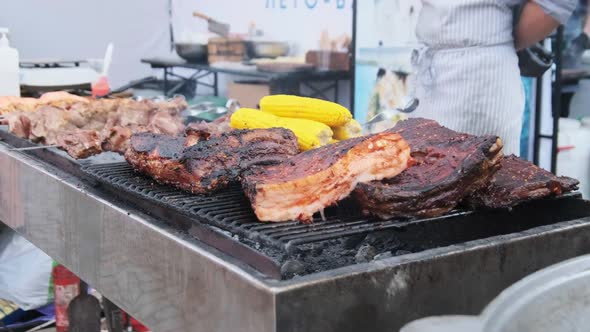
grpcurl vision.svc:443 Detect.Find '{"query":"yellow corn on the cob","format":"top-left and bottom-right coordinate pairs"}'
top-left (260, 95), bottom-right (352, 127)
top-left (332, 119), bottom-right (363, 140)
top-left (230, 108), bottom-right (279, 129)
top-left (230, 108), bottom-right (333, 151)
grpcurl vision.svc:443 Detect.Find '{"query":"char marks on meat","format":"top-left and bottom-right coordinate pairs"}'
top-left (124, 133), bottom-right (196, 190)
top-left (125, 128), bottom-right (299, 194)
top-left (466, 155), bottom-right (579, 209)
top-left (242, 132), bottom-right (411, 223)
top-left (354, 118), bottom-right (503, 219)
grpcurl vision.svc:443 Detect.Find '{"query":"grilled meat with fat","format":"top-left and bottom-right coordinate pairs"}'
top-left (56, 129), bottom-right (103, 159)
top-left (2, 96), bottom-right (188, 159)
top-left (466, 155), bottom-right (579, 209)
top-left (242, 132), bottom-right (411, 223)
top-left (125, 128), bottom-right (299, 194)
top-left (354, 118), bottom-right (503, 219)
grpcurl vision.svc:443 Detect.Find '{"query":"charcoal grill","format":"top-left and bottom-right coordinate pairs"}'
top-left (81, 162), bottom-right (476, 278)
top-left (3, 127), bottom-right (590, 332)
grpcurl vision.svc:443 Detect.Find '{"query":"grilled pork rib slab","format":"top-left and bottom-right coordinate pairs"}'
top-left (125, 133), bottom-right (197, 191)
top-left (180, 128), bottom-right (300, 193)
top-left (466, 155), bottom-right (579, 209)
top-left (125, 128), bottom-right (299, 194)
top-left (354, 118), bottom-right (503, 219)
top-left (242, 132), bottom-right (411, 223)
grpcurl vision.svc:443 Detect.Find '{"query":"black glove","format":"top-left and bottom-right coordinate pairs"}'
top-left (518, 43), bottom-right (554, 77)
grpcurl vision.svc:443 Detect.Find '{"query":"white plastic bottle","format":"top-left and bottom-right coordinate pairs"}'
top-left (0, 28), bottom-right (20, 96)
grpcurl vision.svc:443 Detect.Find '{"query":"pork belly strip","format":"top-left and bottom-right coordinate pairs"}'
top-left (125, 128), bottom-right (299, 194)
top-left (354, 118), bottom-right (503, 219)
top-left (242, 132), bottom-right (412, 223)
top-left (466, 155), bottom-right (579, 209)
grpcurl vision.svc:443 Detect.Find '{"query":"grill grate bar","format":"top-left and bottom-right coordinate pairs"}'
top-left (81, 162), bottom-right (413, 253)
top-left (265, 219), bottom-right (369, 238)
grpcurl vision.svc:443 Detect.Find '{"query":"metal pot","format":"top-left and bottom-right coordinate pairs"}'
top-left (401, 254), bottom-right (590, 332)
top-left (246, 41), bottom-right (289, 59)
top-left (175, 42), bottom-right (208, 63)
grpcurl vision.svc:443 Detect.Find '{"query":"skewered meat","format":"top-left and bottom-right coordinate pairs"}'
top-left (0, 92), bottom-right (89, 115)
top-left (466, 155), bottom-right (579, 209)
top-left (37, 91), bottom-right (89, 109)
top-left (0, 96), bottom-right (38, 114)
top-left (125, 128), bottom-right (299, 194)
top-left (354, 118), bottom-right (503, 219)
top-left (242, 132), bottom-right (411, 223)
top-left (101, 126), bottom-right (134, 153)
top-left (2, 95), bottom-right (188, 159)
top-left (2, 112), bottom-right (32, 138)
top-left (56, 129), bottom-right (103, 159)
top-left (147, 111), bottom-right (185, 136)
top-left (30, 106), bottom-right (78, 144)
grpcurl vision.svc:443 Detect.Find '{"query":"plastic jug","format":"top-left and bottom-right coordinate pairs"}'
top-left (0, 28), bottom-right (20, 96)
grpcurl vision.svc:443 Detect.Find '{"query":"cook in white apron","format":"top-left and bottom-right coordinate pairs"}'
top-left (412, 0), bottom-right (576, 155)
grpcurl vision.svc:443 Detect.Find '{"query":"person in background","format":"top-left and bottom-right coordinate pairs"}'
top-left (366, 68), bottom-right (409, 122)
top-left (412, 1), bottom-right (577, 155)
top-left (563, 0), bottom-right (589, 68)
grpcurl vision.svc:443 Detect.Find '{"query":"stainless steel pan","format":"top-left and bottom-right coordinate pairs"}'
top-left (246, 41), bottom-right (289, 59)
top-left (175, 42), bottom-right (208, 63)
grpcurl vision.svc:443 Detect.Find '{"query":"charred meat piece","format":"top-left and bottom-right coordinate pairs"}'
top-left (354, 118), bottom-right (503, 219)
top-left (125, 128), bottom-right (299, 194)
top-left (57, 129), bottom-right (103, 159)
top-left (466, 155), bottom-right (579, 209)
top-left (124, 133), bottom-right (196, 190)
top-left (242, 132), bottom-right (411, 223)
top-left (180, 128), bottom-right (299, 193)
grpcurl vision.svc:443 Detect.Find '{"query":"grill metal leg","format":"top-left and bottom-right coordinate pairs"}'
top-left (163, 68), bottom-right (169, 95)
top-left (214, 72), bottom-right (219, 96)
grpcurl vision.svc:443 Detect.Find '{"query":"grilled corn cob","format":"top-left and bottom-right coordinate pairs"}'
top-left (260, 95), bottom-right (352, 127)
top-left (230, 108), bottom-right (333, 151)
top-left (332, 119), bottom-right (363, 140)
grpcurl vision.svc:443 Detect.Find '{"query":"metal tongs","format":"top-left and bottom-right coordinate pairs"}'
top-left (362, 96), bottom-right (419, 129)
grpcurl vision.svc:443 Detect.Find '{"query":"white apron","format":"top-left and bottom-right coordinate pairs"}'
top-left (412, 0), bottom-right (525, 155)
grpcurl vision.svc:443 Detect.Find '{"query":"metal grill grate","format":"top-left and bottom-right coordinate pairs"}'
top-left (82, 163), bottom-right (470, 251)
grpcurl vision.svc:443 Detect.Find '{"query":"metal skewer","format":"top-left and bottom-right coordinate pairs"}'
top-left (10, 144), bottom-right (60, 151)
